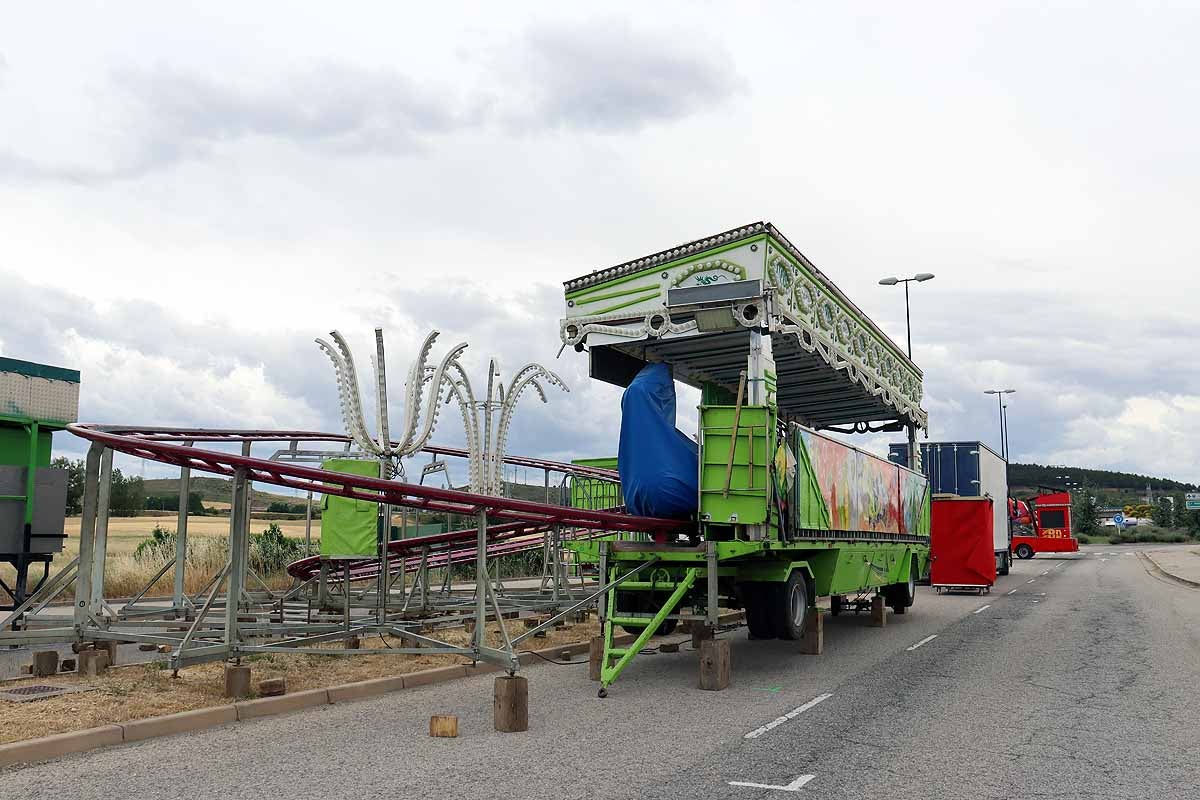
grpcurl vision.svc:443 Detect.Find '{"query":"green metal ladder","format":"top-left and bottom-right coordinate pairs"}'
top-left (598, 567), bottom-right (698, 696)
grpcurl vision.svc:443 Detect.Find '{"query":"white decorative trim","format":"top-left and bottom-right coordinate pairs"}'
top-left (560, 312), bottom-right (698, 346)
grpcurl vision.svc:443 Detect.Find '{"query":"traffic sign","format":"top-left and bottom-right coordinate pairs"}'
top-left (1186, 493), bottom-right (1200, 511)
top-left (1112, 513), bottom-right (1125, 526)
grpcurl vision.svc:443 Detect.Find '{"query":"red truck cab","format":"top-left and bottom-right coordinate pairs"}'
top-left (1011, 491), bottom-right (1079, 558)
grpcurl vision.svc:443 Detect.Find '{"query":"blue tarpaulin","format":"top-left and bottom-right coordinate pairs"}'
top-left (618, 363), bottom-right (698, 519)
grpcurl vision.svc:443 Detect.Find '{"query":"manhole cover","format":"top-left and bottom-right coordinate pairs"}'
top-left (0, 684), bottom-right (93, 703)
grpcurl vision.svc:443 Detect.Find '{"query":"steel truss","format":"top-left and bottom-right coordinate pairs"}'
top-left (0, 427), bottom-right (677, 675)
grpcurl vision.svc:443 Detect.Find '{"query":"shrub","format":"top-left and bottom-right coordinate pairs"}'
top-left (250, 523), bottom-right (305, 574)
top-left (1076, 534), bottom-right (1090, 545)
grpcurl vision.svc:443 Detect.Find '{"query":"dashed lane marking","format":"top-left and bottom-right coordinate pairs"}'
top-left (744, 693), bottom-right (833, 739)
top-left (1027, 579), bottom-right (1036, 584)
top-left (1006, 589), bottom-right (1017, 595)
top-left (973, 604), bottom-right (992, 614)
top-left (906, 635), bottom-right (937, 651)
top-left (1041, 570), bottom-right (1049, 575)
top-left (728, 775), bottom-right (815, 792)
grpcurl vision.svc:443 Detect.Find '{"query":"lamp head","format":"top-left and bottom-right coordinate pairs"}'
top-left (914, 273), bottom-right (935, 282)
top-left (878, 277), bottom-right (899, 286)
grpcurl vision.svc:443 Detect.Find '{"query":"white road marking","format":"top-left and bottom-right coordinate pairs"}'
top-left (729, 775), bottom-right (815, 792)
top-left (744, 693), bottom-right (833, 739)
top-left (973, 604), bottom-right (992, 614)
top-left (906, 635), bottom-right (937, 651)
top-left (1027, 579), bottom-right (1036, 584)
top-left (1041, 571), bottom-right (1049, 576)
top-left (1006, 589), bottom-right (1017, 595)
top-left (1101, 558), bottom-right (1109, 563)
top-left (1033, 600), bottom-right (1040, 604)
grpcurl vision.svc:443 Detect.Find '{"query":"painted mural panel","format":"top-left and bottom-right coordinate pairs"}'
top-left (795, 428), bottom-right (925, 536)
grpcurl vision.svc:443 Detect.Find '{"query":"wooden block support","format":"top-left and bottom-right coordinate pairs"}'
top-left (699, 639), bottom-right (730, 691)
top-left (799, 608), bottom-right (823, 655)
top-left (224, 664), bottom-right (252, 698)
top-left (344, 636), bottom-right (361, 650)
top-left (429, 715), bottom-right (458, 738)
top-left (258, 677), bottom-right (287, 697)
top-left (557, 649), bottom-right (572, 662)
top-left (691, 625), bottom-right (714, 649)
top-left (494, 675), bottom-right (528, 733)
top-left (31, 650), bottom-right (59, 677)
top-left (660, 641), bottom-right (681, 654)
top-left (93, 640), bottom-right (117, 665)
top-left (71, 642), bottom-right (94, 654)
top-left (138, 643), bottom-right (157, 652)
top-left (871, 595), bottom-right (887, 627)
top-left (463, 619), bottom-right (476, 635)
top-left (80, 651), bottom-right (110, 677)
top-left (588, 637), bottom-right (603, 682)
top-left (61, 658), bottom-right (76, 672)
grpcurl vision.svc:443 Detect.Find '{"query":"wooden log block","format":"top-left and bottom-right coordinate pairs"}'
top-left (493, 675), bottom-right (528, 733)
top-left (71, 641), bottom-right (94, 654)
top-left (557, 649), bottom-right (572, 662)
top-left (258, 677), bottom-right (287, 697)
top-left (698, 638), bottom-right (730, 691)
top-left (93, 640), bottom-right (117, 665)
top-left (659, 641), bottom-right (681, 654)
top-left (81, 651), bottom-right (110, 677)
top-left (223, 664), bottom-right (252, 698)
top-left (871, 595), bottom-right (886, 627)
top-left (344, 636), bottom-right (361, 650)
top-left (429, 715), bottom-right (458, 738)
top-left (156, 644), bottom-right (172, 654)
top-left (588, 636), bottom-right (603, 682)
top-left (799, 608), bottom-right (823, 655)
top-left (463, 619), bottom-right (476, 635)
top-left (138, 643), bottom-right (157, 652)
top-left (31, 650), bottom-right (59, 677)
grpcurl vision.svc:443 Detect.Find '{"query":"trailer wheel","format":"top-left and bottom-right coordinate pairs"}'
top-left (741, 583), bottom-right (775, 640)
top-left (616, 590), bottom-right (678, 636)
top-left (998, 551), bottom-right (1010, 576)
top-left (770, 571), bottom-right (809, 640)
top-left (1015, 543), bottom-right (1034, 560)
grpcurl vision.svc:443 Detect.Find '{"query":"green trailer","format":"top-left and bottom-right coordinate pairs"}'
top-left (560, 222), bottom-right (931, 693)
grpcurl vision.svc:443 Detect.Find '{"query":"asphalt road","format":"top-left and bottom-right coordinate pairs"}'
top-left (5, 544), bottom-right (1198, 799)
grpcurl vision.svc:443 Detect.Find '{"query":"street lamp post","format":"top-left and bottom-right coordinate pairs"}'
top-left (878, 273), bottom-right (934, 472)
top-left (877, 273), bottom-right (935, 359)
top-left (984, 389), bottom-right (1015, 460)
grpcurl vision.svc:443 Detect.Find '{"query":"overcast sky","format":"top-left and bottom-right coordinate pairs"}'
top-left (2, 2), bottom-right (1197, 486)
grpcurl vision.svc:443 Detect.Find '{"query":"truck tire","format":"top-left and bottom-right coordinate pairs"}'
top-left (770, 571), bottom-right (809, 640)
top-left (741, 583), bottom-right (775, 640)
top-left (998, 551), bottom-right (1010, 576)
top-left (886, 557), bottom-right (918, 614)
top-left (1015, 543), bottom-right (1034, 560)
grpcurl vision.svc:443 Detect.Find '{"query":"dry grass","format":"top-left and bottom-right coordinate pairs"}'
top-left (0, 515), bottom-right (320, 598)
top-left (0, 619), bottom-right (600, 744)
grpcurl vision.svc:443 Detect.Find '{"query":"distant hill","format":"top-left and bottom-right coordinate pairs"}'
top-left (143, 476), bottom-right (300, 509)
top-left (1009, 462), bottom-right (1197, 503)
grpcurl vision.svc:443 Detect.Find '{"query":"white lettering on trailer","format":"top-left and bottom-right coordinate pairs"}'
top-left (743, 693), bottom-right (833, 739)
top-left (973, 604), bottom-right (991, 614)
top-left (906, 635), bottom-right (938, 651)
top-left (728, 775), bottom-right (816, 792)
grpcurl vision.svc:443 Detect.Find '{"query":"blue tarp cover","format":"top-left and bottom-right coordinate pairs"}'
top-left (618, 363), bottom-right (698, 519)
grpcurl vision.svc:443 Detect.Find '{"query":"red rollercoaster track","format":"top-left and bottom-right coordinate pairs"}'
top-left (66, 425), bottom-right (676, 583)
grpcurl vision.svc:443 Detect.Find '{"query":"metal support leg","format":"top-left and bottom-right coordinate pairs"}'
top-left (73, 443), bottom-right (103, 631)
top-left (173, 443), bottom-right (193, 615)
top-left (474, 509), bottom-right (487, 653)
top-left (224, 467), bottom-right (250, 659)
top-left (89, 448), bottom-right (113, 617)
top-left (706, 540), bottom-right (719, 627)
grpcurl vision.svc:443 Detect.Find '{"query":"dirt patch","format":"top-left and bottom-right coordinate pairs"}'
top-left (0, 620), bottom-right (599, 744)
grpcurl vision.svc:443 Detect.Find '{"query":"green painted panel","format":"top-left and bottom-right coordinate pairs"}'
top-left (0, 426), bottom-right (51, 468)
top-left (320, 459), bottom-right (381, 559)
top-left (0, 357), bottom-right (80, 384)
top-left (700, 405), bottom-right (771, 525)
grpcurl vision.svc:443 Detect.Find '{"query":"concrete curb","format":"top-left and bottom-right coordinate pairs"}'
top-left (0, 631), bottom-right (653, 769)
top-left (1140, 551), bottom-right (1200, 589)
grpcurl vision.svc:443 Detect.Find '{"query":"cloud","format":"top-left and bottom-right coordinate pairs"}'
top-left (0, 18), bottom-right (746, 185)
top-left (508, 18), bottom-right (746, 132)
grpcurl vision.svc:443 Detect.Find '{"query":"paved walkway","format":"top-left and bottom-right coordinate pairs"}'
top-left (1144, 547), bottom-right (1200, 586)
